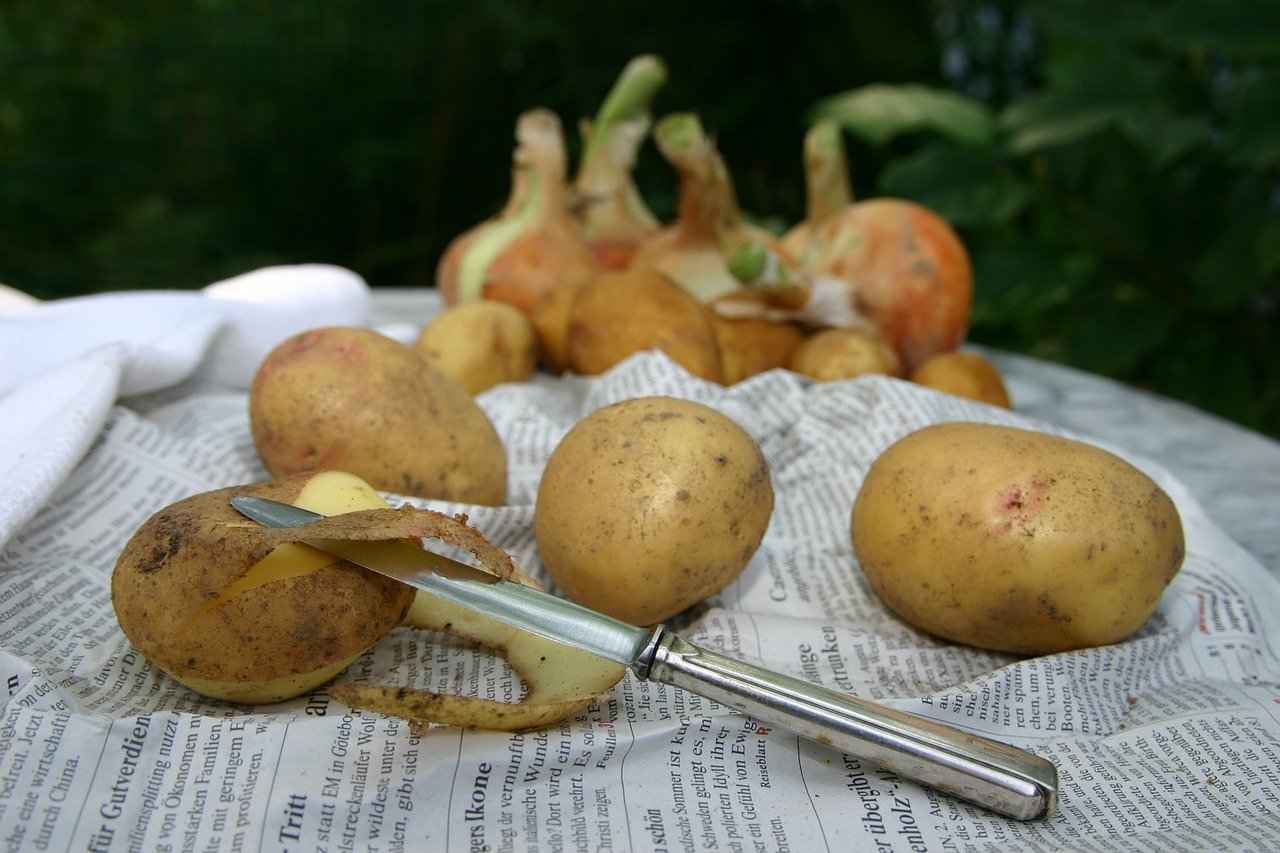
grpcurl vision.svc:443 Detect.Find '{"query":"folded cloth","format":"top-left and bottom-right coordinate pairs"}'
top-left (0, 264), bottom-right (370, 549)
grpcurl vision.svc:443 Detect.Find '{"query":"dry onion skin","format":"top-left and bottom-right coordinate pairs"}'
top-left (111, 471), bottom-right (623, 729)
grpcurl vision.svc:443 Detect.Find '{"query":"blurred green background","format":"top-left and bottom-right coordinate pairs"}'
top-left (3, 1), bottom-right (1277, 436)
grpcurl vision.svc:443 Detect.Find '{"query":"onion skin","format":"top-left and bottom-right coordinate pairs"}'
top-left (437, 109), bottom-right (597, 316)
top-left (783, 198), bottom-right (972, 371)
top-left (781, 121), bottom-right (973, 371)
top-left (573, 56), bottom-right (667, 270)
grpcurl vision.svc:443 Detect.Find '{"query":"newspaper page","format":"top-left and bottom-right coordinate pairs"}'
top-left (3, 352), bottom-right (1280, 853)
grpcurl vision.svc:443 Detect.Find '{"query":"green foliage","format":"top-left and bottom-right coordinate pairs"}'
top-left (2, 1), bottom-right (1276, 436)
top-left (822, 0), bottom-right (1279, 436)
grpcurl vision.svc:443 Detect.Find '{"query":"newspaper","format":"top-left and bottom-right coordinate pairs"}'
top-left (3, 351), bottom-right (1280, 853)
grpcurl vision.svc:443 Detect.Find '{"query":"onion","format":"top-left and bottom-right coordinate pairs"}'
top-left (437, 109), bottom-right (597, 315)
top-left (572, 55), bottom-right (666, 270)
top-left (779, 121), bottom-right (973, 370)
top-left (631, 113), bottom-right (806, 308)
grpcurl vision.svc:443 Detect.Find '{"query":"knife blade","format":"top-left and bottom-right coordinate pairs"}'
top-left (230, 494), bottom-right (1058, 821)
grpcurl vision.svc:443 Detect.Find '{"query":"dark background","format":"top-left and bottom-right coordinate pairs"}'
top-left (3, 1), bottom-right (1277, 436)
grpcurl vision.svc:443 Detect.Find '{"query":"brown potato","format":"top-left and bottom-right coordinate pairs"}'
top-left (789, 328), bottom-right (901, 381)
top-left (710, 313), bottom-right (805, 385)
top-left (535, 396), bottom-right (773, 624)
top-left (568, 269), bottom-right (724, 382)
top-left (529, 281), bottom-right (585, 373)
top-left (111, 474), bottom-right (416, 703)
top-left (414, 301), bottom-right (537, 395)
top-left (851, 423), bottom-right (1185, 654)
top-left (250, 326), bottom-right (507, 504)
top-left (113, 470), bottom-right (624, 724)
top-left (910, 351), bottom-right (1011, 408)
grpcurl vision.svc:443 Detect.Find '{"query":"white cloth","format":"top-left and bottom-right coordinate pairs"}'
top-left (0, 264), bottom-right (370, 548)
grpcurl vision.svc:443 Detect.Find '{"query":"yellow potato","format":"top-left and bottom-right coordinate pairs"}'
top-left (911, 351), bottom-right (1011, 408)
top-left (568, 269), bottom-right (724, 382)
top-left (789, 328), bottom-right (901, 381)
top-left (851, 423), bottom-right (1185, 654)
top-left (414, 301), bottom-right (537, 395)
top-left (535, 396), bottom-right (773, 624)
top-left (250, 326), bottom-right (507, 504)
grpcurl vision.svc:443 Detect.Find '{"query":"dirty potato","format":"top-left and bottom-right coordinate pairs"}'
top-left (250, 326), bottom-right (507, 504)
top-left (851, 422), bottom-right (1185, 654)
top-left (535, 396), bottom-right (773, 624)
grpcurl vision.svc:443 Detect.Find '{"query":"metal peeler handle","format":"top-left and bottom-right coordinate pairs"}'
top-left (641, 630), bottom-right (1058, 821)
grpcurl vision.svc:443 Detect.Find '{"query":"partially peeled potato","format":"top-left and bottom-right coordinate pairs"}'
top-left (111, 471), bottom-right (623, 729)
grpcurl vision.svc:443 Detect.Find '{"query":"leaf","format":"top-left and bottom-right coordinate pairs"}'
top-left (1192, 219), bottom-right (1269, 311)
top-left (1258, 220), bottom-right (1280, 278)
top-left (812, 83), bottom-right (995, 147)
top-left (1004, 104), bottom-right (1121, 155)
top-left (1065, 287), bottom-right (1177, 376)
top-left (877, 144), bottom-right (1031, 228)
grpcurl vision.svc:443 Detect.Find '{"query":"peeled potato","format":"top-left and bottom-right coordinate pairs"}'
top-left (112, 471), bottom-right (623, 726)
top-left (414, 301), bottom-right (537, 395)
top-left (852, 423), bottom-right (1185, 654)
top-left (910, 350), bottom-right (1011, 408)
top-left (789, 328), bottom-right (901, 381)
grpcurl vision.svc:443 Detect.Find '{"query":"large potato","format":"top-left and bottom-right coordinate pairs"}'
top-left (414, 301), bottom-right (537, 395)
top-left (535, 396), bottom-right (773, 624)
top-left (568, 268), bottom-right (724, 383)
top-left (851, 423), bottom-right (1185, 654)
top-left (250, 326), bottom-right (507, 504)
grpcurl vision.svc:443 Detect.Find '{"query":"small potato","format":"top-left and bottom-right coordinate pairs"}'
top-left (250, 327), bottom-right (507, 504)
top-left (568, 269), bottom-right (724, 383)
top-left (710, 313), bottom-right (805, 385)
top-left (414, 301), bottom-right (537, 395)
top-left (911, 351), bottom-right (1011, 408)
top-left (535, 397), bottom-right (773, 624)
top-left (789, 328), bottom-right (901, 381)
top-left (851, 423), bottom-right (1185, 654)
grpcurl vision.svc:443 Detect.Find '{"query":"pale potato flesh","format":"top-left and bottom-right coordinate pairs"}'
top-left (851, 423), bottom-right (1185, 654)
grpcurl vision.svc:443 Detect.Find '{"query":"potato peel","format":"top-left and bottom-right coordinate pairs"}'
top-left (333, 569), bottom-right (626, 733)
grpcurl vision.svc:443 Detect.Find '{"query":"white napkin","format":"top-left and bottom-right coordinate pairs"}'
top-left (0, 264), bottom-right (371, 549)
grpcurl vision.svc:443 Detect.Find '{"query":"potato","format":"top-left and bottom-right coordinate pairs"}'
top-left (789, 328), bottom-right (901, 381)
top-left (710, 313), bottom-right (805, 385)
top-left (111, 474), bottom-right (416, 703)
top-left (528, 281), bottom-right (585, 373)
top-left (568, 268), bottom-right (724, 383)
top-left (414, 301), bottom-right (537, 395)
top-left (113, 471), bottom-right (624, 724)
top-left (535, 396), bottom-right (773, 624)
top-left (250, 326), bottom-right (507, 504)
top-left (851, 423), bottom-right (1185, 654)
top-left (911, 351), bottom-right (1011, 408)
